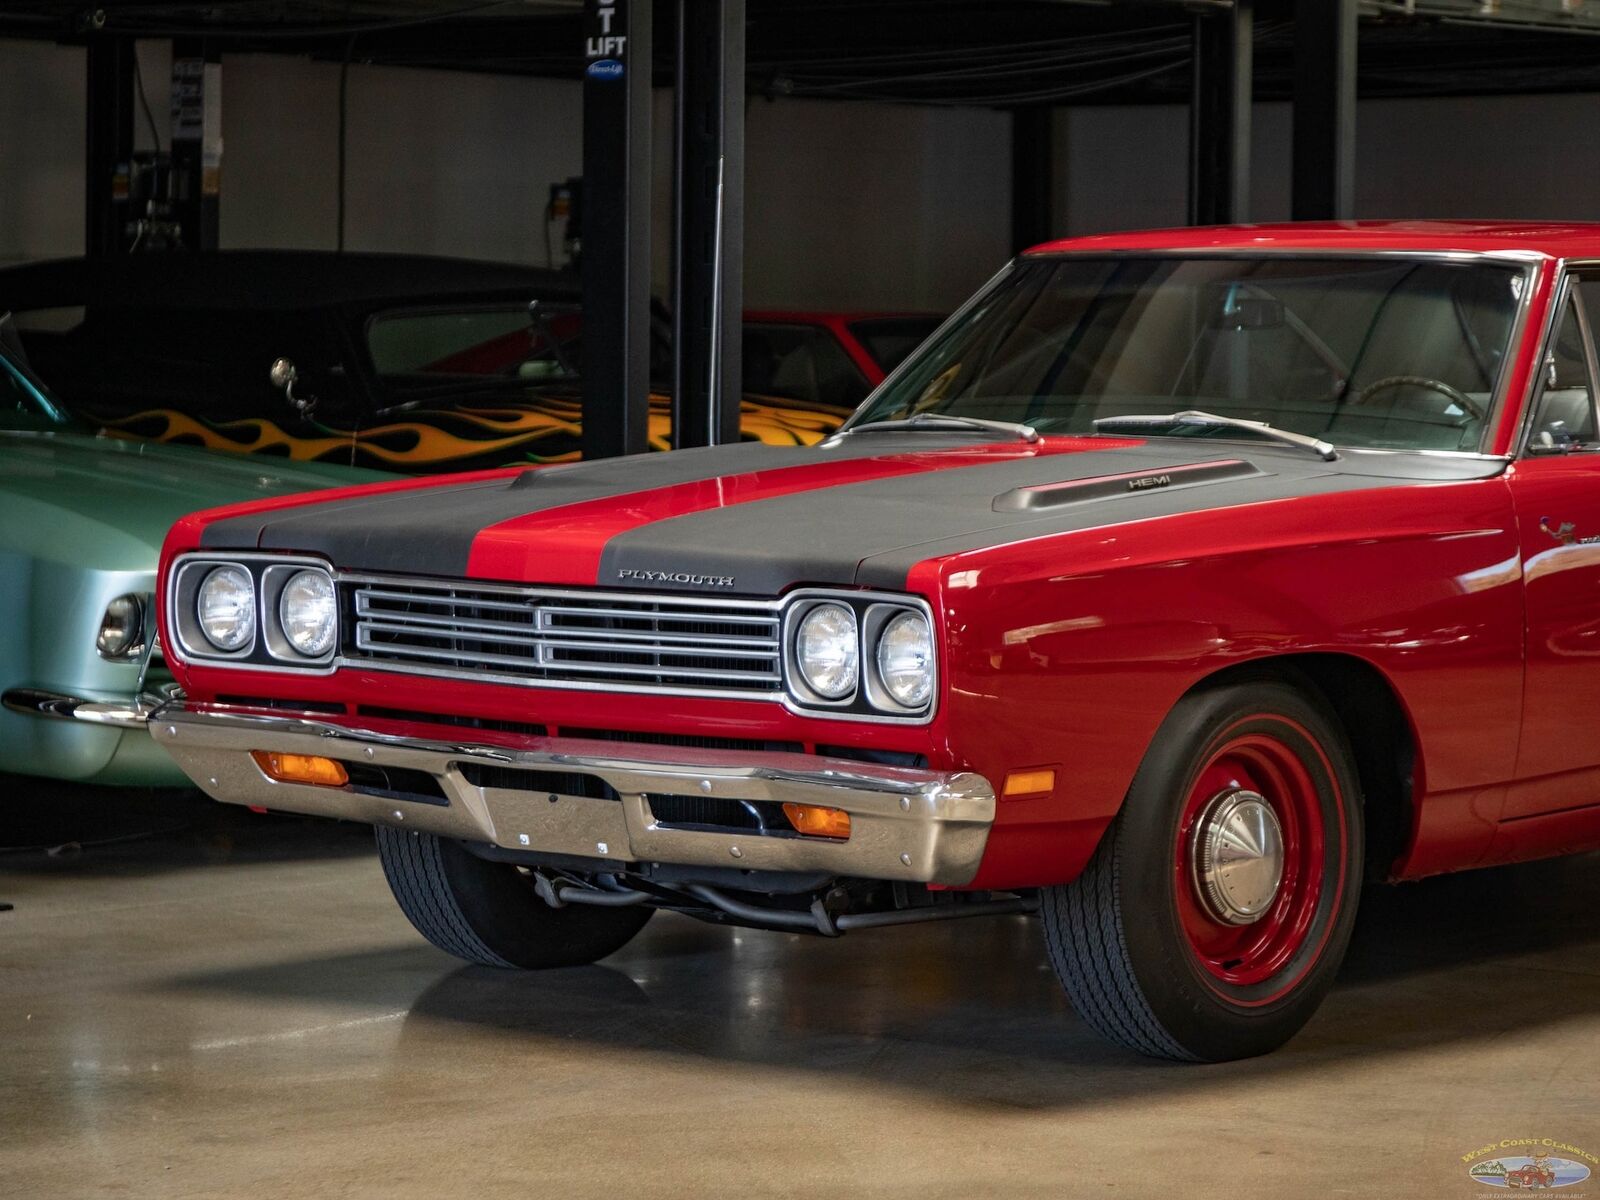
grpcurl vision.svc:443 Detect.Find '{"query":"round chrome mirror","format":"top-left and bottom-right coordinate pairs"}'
top-left (269, 357), bottom-right (298, 390)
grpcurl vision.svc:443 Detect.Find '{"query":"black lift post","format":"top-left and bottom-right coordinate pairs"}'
top-left (671, 0), bottom-right (745, 450)
top-left (1010, 106), bottom-right (1055, 255)
top-left (1291, 0), bottom-right (1357, 220)
top-left (1188, 0), bottom-right (1253, 226)
top-left (85, 33), bottom-right (135, 257)
top-left (581, 0), bottom-right (654, 460)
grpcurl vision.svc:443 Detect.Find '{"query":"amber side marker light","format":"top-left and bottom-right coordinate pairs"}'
top-left (782, 803), bottom-right (852, 839)
top-left (1003, 768), bottom-right (1056, 798)
top-left (250, 751), bottom-right (349, 787)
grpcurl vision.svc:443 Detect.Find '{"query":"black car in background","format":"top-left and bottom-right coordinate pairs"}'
top-left (0, 251), bottom-right (871, 475)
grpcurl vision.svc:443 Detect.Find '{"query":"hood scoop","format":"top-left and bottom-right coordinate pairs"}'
top-left (993, 459), bottom-right (1265, 512)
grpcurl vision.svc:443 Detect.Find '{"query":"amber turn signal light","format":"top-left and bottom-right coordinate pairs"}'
top-left (1002, 768), bottom-right (1056, 798)
top-left (782, 802), bottom-right (852, 839)
top-left (250, 751), bottom-right (349, 788)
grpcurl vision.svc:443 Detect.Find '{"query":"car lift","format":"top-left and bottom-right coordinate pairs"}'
top-left (581, 0), bottom-right (746, 458)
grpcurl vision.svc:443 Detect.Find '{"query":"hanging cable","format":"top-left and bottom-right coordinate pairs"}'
top-left (130, 44), bottom-right (162, 152)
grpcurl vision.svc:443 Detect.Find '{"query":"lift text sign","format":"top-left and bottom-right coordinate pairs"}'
top-left (586, 0), bottom-right (628, 76)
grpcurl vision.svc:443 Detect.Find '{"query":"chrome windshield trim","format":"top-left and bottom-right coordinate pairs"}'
top-left (832, 258), bottom-right (1020, 437)
top-left (1513, 258), bottom-right (1600, 460)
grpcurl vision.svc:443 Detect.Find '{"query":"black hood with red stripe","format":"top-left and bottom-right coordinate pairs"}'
top-left (197, 434), bottom-right (1502, 594)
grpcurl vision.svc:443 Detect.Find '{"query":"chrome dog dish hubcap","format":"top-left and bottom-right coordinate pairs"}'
top-left (1190, 789), bottom-right (1284, 926)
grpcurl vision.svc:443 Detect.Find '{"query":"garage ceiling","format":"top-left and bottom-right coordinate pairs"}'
top-left (4, 0), bottom-right (1600, 105)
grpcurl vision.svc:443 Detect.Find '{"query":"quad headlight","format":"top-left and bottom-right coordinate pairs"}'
top-left (794, 603), bottom-right (860, 699)
top-left (197, 566), bottom-right (255, 652)
top-left (170, 555), bottom-right (337, 667)
top-left (875, 610), bottom-right (934, 709)
top-left (278, 569), bottom-right (337, 658)
top-left (783, 592), bottom-right (936, 719)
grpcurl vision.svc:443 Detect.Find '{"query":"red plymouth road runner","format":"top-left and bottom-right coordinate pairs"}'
top-left (151, 222), bottom-right (1600, 1062)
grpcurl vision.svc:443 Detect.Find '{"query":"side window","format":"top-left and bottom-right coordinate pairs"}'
top-left (1529, 289), bottom-right (1599, 453)
top-left (741, 324), bottom-right (870, 410)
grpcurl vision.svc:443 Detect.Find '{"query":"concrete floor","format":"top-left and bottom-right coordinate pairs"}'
top-left (1, 782), bottom-right (1597, 1199)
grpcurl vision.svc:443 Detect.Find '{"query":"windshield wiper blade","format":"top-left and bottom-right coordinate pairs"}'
top-left (833, 413), bottom-right (1040, 443)
top-left (1092, 409), bottom-right (1338, 462)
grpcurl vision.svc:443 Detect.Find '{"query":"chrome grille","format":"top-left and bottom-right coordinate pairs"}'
top-left (345, 577), bottom-right (782, 697)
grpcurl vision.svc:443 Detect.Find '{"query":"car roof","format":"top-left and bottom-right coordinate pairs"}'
top-left (1024, 220), bottom-right (1600, 259)
top-left (0, 250), bottom-right (579, 312)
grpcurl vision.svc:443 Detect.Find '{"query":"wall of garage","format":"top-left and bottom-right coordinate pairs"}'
top-left (1058, 92), bottom-right (1600, 234)
top-left (222, 60), bottom-right (1012, 311)
top-left (0, 40), bottom-right (90, 265)
top-left (6, 35), bottom-right (1600, 311)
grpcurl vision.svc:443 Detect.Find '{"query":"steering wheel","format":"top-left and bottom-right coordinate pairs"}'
top-left (1352, 375), bottom-right (1484, 421)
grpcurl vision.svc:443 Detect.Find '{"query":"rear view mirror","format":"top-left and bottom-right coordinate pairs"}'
top-left (1209, 295), bottom-right (1286, 331)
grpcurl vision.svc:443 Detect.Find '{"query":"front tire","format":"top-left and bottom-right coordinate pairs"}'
top-left (1042, 677), bottom-right (1363, 1061)
top-left (376, 827), bottom-right (652, 968)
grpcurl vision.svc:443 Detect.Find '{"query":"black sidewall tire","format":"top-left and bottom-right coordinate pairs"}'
top-left (1116, 679), bottom-right (1363, 1061)
top-left (377, 827), bottom-right (653, 969)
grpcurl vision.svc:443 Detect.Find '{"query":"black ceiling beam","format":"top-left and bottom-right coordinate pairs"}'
top-left (18, 1), bottom-right (1600, 108)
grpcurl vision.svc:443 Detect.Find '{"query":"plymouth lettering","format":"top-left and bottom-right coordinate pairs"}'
top-left (616, 569), bottom-right (736, 589)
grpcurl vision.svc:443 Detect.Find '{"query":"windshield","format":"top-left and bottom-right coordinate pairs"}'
top-left (0, 314), bottom-right (71, 429)
top-left (365, 304), bottom-right (674, 392)
top-left (852, 256), bottom-right (1528, 453)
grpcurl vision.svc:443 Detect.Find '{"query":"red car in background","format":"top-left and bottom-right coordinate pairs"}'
top-left (742, 312), bottom-right (944, 409)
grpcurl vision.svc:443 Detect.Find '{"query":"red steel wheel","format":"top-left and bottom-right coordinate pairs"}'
top-left (1173, 721), bottom-right (1334, 998)
top-left (1041, 676), bottom-right (1364, 1061)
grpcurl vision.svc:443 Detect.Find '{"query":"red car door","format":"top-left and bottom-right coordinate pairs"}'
top-left (1508, 271), bottom-right (1600, 819)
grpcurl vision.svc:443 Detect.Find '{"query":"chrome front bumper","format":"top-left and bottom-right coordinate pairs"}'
top-left (3, 687), bottom-right (174, 730)
top-left (149, 704), bottom-right (997, 886)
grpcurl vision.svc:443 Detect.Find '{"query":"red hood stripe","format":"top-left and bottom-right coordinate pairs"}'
top-left (467, 437), bottom-right (1129, 586)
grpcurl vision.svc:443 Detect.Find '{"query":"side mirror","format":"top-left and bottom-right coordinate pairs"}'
top-left (269, 357), bottom-right (317, 415)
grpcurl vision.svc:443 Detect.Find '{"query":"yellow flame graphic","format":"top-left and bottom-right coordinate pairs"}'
top-left (99, 395), bottom-right (844, 468)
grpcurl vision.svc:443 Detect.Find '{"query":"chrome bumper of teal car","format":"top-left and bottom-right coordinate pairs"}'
top-left (149, 702), bottom-right (998, 886)
top-left (3, 687), bottom-right (175, 730)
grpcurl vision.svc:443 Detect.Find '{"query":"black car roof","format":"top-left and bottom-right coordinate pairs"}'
top-left (0, 250), bottom-right (579, 313)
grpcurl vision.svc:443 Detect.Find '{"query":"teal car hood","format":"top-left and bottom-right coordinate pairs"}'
top-left (0, 428), bottom-right (391, 571)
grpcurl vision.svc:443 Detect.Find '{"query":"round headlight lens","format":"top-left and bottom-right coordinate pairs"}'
top-left (197, 566), bottom-right (255, 652)
top-left (279, 570), bottom-right (337, 658)
top-left (795, 603), bottom-right (859, 700)
top-left (96, 594), bottom-right (144, 659)
top-left (876, 611), bottom-right (934, 709)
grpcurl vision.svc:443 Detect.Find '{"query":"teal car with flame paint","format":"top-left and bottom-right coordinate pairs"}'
top-left (0, 319), bottom-right (392, 785)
